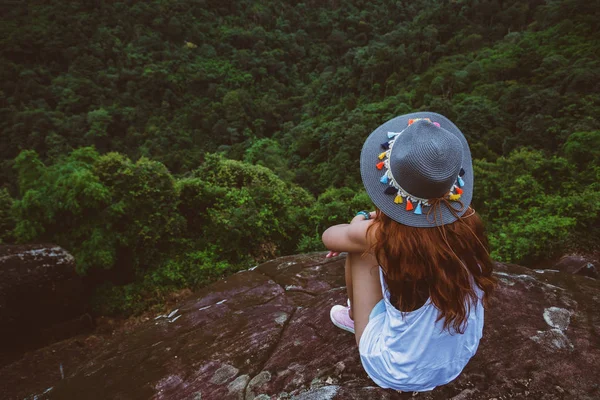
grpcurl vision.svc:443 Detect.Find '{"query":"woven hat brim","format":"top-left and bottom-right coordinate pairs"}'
top-left (360, 112), bottom-right (473, 227)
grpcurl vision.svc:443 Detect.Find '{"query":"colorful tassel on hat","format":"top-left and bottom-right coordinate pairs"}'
top-left (378, 151), bottom-right (387, 160)
top-left (459, 168), bottom-right (465, 177)
top-left (380, 174), bottom-right (389, 184)
top-left (384, 186), bottom-right (398, 195)
top-left (455, 187), bottom-right (464, 194)
top-left (406, 199), bottom-right (414, 211)
top-left (380, 142), bottom-right (390, 150)
top-left (449, 194), bottom-right (461, 201)
top-left (409, 118), bottom-right (431, 126)
top-left (376, 161), bottom-right (385, 170)
top-left (414, 203), bottom-right (422, 215)
top-left (457, 176), bottom-right (465, 187)
top-left (394, 194), bottom-right (403, 204)
top-left (433, 122), bottom-right (440, 128)
top-left (387, 132), bottom-right (399, 139)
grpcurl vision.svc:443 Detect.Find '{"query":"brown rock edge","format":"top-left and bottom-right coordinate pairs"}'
top-left (0, 244), bottom-right (91, 366)
top-left (1, 253), bottom-right (599, 400)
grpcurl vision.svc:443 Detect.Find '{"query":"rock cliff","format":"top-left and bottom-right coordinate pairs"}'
top-left (2, 252), bottom-right (599, 400)
top-left (0, 244), bottom-right (91, 366)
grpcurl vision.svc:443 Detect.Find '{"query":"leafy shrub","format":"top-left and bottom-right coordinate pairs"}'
top-left (0, 188), bottom-right (15, 243)
top-left (93, 248), bottom-right (231, 315)
top-left (146, 248), bottom-right (231, 288)
top-left (12, 148), bottom-right (183, 274)
top-left (474, 148), bottom-right (600, 263)
top-left (490, 213), bottom-right (576, 263)
top-left (185, 154), bottom-right (314, 262)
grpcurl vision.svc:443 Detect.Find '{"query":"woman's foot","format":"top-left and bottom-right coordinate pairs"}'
top-left (330, 305), bottom-right (355, 334)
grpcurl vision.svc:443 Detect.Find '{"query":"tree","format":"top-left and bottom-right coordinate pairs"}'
top-left (243, 138), bottom-right (292, 181)
top-left (12, 147), bottom-right (183, 275)
top-left (86, 108), bottom-right (112, 140)
top-left (474, 148), bottom-right (599, 263)
top-left (184, 154), bottom-right (314, 262)
top-left (0, 188), bottom-right (15, 243)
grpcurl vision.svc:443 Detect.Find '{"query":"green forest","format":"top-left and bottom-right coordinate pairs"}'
top-left (1, 0), bottom-right (599, 315)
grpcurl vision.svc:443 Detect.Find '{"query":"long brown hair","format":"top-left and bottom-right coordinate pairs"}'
top-left (367, 208), bottom-right (496, 334)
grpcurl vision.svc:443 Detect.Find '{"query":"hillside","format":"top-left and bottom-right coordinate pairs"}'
top-left (1, 0), bottom-right (599, 314)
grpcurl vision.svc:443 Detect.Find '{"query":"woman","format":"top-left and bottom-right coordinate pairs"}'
top-left (322, 112), bottom-right (496, 392)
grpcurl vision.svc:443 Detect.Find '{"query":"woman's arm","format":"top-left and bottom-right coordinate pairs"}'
top-left (322, 212), bottom-right (376, 254)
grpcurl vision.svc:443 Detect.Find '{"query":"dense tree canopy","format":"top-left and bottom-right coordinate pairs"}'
top-left (1, 0), bottom-right (598, 314)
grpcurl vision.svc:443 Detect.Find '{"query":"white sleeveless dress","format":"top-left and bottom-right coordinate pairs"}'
top-left (359, 267), bottom-right (484, 392)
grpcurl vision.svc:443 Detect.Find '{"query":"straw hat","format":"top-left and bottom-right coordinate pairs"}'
top-left (360, 112), bottom-right (473, 227)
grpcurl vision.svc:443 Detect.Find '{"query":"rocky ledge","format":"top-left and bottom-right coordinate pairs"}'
top-left (0, 244), bottom-right (91, 366)
top-left (2, 253), bottom-right (599, 400)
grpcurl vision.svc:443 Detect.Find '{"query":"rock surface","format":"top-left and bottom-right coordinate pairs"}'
top-left (551, 254), bottom-right (598, 279)
top-left (2, 253), bottom-right (600, 400)
top-left (0, 244), bottom-right (91, 366)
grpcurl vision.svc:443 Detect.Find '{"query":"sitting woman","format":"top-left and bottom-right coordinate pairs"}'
top-left (322, 112), bottom-right (496, 392)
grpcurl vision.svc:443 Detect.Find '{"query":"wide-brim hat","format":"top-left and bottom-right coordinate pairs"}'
top-left (360, 112), bottom-right (473, 227)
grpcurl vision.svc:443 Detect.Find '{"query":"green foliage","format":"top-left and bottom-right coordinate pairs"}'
top-left (2, 0), bottom-right (600, 313)
top-left (14, 150), bottom-right (46, 194)
top-left (0, 188), bottom-right (16, 243)
top-left (176, 177), bottom-right (226, 237)
top-left (12, 147), bottom-right (182, 274)
top-left (86, 108), bottom-right (112, 140)
top-left (185, 154), bottom-right (314, 262)
top-left (474, 149), bottom-right (600, 263)
top-left (491, 214), bottom-right (576, 263)
top-left (243, 138), bottom-right (292, 181)
top-left (93, 152), bottom-right (184, 271)
top-left (12, 147), bottom-right (111, 253)
top-left (147, 248), bottom-right (231, 288)
top-left (4, 0), bottom-right (596, 179)
top-left (93, 282), bottom-right (147, 316)
top-left (12, 147), bottom-right (318, 315)
top-left (94, 248), bottom-right (231, 315)
top-left (563, 131), bottom-right (600, 171)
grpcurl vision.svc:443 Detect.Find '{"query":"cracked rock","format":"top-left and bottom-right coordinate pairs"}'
top-left (543, 307), bottom-right (571, 331)
top-left (531, 328), bottom-right (574, 351)
top-left (227, 374), bottom-right (249, 400)
top-left (210, 364), bottom-right (239, 385)
top-left (2, 254), bottom-right (600, 400)
top-left (246, 371), bottom-right (272, 400)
